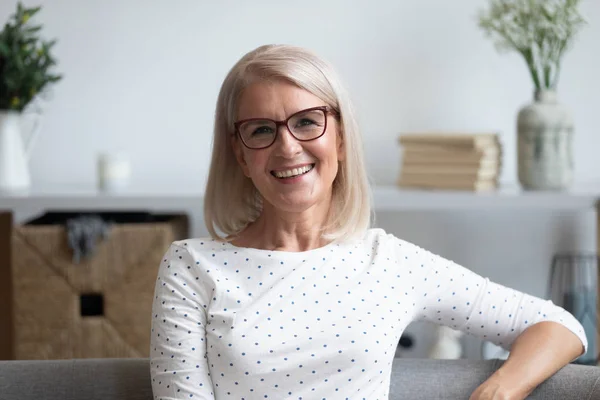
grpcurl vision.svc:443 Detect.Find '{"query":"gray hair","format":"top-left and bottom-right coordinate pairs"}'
top-left (204, 44), bottom-right (373, 242)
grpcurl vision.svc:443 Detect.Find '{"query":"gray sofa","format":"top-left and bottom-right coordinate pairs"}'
top-left (0, 358), bottom-right (598, 399)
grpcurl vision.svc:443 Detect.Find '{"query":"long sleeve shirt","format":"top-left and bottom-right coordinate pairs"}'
top-left (149, 228), bottom-right (588, 399)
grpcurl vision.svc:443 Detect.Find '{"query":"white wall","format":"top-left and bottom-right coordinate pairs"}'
top-left (2, 0), bottom-right (599, 189)
top-left (2, 0), bottom-right (598, 359)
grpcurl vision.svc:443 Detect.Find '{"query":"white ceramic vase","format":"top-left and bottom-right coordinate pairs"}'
top-left (517, 90), bottom-right (574, 190)
top-left (0, 110), bottom-right (40, 193)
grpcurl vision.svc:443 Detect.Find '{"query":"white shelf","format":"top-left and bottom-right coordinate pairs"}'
top-left (373, 185), bottom-right (600, 211)
top-left (0, 186), bottom-right (204, 212)
top-left (0, 184), bottom-right (598, 213)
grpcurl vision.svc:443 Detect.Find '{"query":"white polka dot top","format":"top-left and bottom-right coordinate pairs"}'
top-left (149, 228), bottom-right (588, 399)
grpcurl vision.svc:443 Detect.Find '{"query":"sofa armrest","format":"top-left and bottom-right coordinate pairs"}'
top-left (390, 358), bottom-right (600, 400)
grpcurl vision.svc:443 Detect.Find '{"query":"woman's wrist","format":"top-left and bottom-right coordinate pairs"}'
top-left (487, 365), bottom-right (534, 399)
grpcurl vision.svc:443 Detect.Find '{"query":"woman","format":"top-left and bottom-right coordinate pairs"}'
top-left (150, 44), bottom-right (587, 399)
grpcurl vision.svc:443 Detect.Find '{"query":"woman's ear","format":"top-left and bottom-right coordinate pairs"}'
top-left (231, 136), bottom-right (251, 177)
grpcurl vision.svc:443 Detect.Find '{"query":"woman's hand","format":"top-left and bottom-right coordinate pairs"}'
top-left (470, 321), bottom-right (585, 400)
top-left (469, 377), bottom-right (529, 400)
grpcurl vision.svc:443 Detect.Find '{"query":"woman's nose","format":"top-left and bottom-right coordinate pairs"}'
top-left (273, 125), bottom-right (302, 157)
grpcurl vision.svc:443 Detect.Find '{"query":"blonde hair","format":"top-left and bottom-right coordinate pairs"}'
top-left (204, 44), bottom-right (372, 243)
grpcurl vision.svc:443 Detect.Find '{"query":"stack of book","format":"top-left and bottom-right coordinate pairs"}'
top-left (397, 133), bottom-right (502, 192)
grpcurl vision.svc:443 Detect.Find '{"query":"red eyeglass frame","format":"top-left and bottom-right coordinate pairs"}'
top-left (233, 105), bottom-right (340, 149)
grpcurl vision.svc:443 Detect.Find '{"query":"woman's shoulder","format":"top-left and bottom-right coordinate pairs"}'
top-left (360, 228), bottom-right (424, 252)
top-left (168, 237), bottom-right (233, 254)
top-left (364, 227), bottom-right (388, 239)
top-left (340, 227), bottom-right (403, 250)
top-left (159, 238), bottom-right (232, 278)
top-left (361, 227), bottom-right (402, 243)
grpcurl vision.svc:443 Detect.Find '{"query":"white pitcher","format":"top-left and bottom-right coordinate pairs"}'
top-left (0, 110), bottom-right (41, 193)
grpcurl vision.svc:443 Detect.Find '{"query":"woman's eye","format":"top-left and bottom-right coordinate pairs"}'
top-left (252, 126), bottom-right (274, 135)
top-left (296, 118), bottom-right (316, 127)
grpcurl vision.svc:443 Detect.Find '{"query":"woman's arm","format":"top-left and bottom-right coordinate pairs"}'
top-left (470, 321), bottom-right (585, 399)
top-left (150, 242), bottom-right (216, 399)
top-left (391, 235), bottom-right (588, 397)
top-left (400, 236), bottom-right (587, 356)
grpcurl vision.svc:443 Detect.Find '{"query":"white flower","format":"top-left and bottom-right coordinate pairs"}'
top-left (478, 0), bottom-right (586, 89)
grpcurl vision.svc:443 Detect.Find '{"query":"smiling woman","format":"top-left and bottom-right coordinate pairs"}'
top-left (149, 44), bottom-right (589, 400)
top-left (204, 44), bottom-right (371, 249)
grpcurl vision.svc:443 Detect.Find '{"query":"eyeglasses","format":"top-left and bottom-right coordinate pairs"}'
top-left (233, 106), bottom-right (339, 149)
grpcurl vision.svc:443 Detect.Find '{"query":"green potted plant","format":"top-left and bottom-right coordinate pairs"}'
top-left (0, 2), bottom-right (62, 192)
top-left (478, 0), bottom-right (586, 190)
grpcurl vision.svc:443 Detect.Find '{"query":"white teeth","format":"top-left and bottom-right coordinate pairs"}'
top-left (273, 164), bottom-right (314, 178)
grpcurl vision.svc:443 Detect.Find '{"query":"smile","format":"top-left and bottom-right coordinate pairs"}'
top-left (271, 164), bottom-right (315, 179)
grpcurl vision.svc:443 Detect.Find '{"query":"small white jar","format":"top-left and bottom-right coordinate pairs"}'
top-left (97, 152), bottom-right (131, 192)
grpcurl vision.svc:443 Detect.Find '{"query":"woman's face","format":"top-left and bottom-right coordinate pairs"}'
top-left (232, 80), bottom-right (344, 214)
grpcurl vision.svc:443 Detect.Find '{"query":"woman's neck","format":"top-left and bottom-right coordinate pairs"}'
top-left (232, 202), bottom-right (331, 252)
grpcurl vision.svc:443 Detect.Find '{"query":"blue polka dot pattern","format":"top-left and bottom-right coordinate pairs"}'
top-left (149, 228), bottom-right (588, 399)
